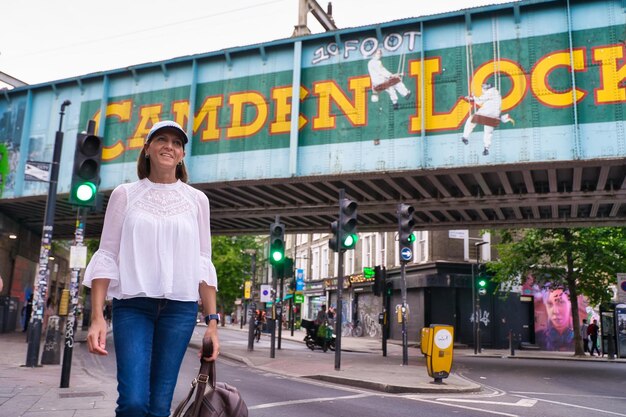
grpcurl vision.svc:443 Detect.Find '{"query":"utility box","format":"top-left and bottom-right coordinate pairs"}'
top-left (421, 324), bottom-right (454, 383)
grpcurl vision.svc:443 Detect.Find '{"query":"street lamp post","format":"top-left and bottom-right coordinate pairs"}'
top-left (26, 100), bottom-right (71, 367)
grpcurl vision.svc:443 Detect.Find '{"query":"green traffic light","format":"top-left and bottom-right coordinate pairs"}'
top-left (342, 233), bottom-right (358, 249)
top-left (408, 232), bottom-right (416, 243)
top-left (75, 182), bottom-right (97, 202)
top-left (271, 250), bottom-right (284, 263)
top-left (477, 279), bottom-right (487, 288)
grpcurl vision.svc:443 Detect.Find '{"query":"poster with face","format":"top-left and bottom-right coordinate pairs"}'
top-left (532, 285), bottom-right (589, 351)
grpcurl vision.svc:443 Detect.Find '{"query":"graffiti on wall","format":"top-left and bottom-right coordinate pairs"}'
top-left (0, 100), bottom-right (25, 198)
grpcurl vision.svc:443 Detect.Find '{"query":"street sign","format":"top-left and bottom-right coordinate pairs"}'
top-left (400, 247), bottom-right (412, 262)
top-left (363, 267), bottom-right (375, 279)
top-left (295, 294), bottom-right (304, 303)
top-left (260, 284), bottom-right (271, 302)
top-left (448, 230), bottom-right (468, 239)
top-left (25, 161), bottom-right (51, 182)
top-left (296, 268), bottom-right (305, 291)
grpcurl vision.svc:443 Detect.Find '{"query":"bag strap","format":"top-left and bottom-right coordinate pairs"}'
top-left (190, 339), bottom-right (217, 417)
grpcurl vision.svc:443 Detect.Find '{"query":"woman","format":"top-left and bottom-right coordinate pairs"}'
top-left (84, 120), bottom-right (220, 417)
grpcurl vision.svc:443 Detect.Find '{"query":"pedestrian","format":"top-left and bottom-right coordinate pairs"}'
top-left (315, 304), bottom-right (328, 326)
top-left (580, 318), bottom-right (589, 354)
top-left (21, 294), bottom-right (33, 332)
top-left (83, 120), bottom-right (220, 417)
top-left (587, 319), bottom-right (601, 356)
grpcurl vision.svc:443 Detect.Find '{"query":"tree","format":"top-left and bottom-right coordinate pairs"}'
top-left (210, 235), bottom-right (263, 323)
top-left (488, 227), bottom-right (626, 356)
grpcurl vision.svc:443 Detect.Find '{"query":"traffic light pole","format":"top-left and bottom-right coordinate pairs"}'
top-left (472, 263), bottom-right (477, 355)
top-left (247, 251), bottom-right (257, 352)
top-left (26, 99), bottom-right (71, 367)
top-left (60, 207), bottom-right (85, 387)
top-left (400, 261), bottom-right (409, 366)
top-left (278, 267), bottom-right (284, 350)
top-left (334, 188), bottom-right (346, 371)
top-left (270, 266), bottom-right (278, 359)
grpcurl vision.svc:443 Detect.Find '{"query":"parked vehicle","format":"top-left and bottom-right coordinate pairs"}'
top-left (301, 319), bottom-right (336, 352)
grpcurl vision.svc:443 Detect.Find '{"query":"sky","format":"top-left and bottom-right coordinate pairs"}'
top-left (1, 0), bottom-right (515, 86)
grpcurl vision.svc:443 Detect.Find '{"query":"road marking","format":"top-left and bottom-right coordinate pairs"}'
top-left (248, 393), bottom-right (373, 410)
top-left (403, 397), bottom-right (520, 417)
top-left (512, 391), bottom-right (626, 401)
top-left (513, 395), bottom-right (626, 417)
top-left (436, 398), bottom-right (537, 407)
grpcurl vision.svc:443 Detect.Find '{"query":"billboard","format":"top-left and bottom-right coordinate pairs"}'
top-left (1, 0), bottom-right (625, 200)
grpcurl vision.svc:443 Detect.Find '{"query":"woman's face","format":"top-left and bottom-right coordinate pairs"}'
top-left (545, 289), bottom-right (572, 333)
top-left (144, 128), bottom-right (185, 174)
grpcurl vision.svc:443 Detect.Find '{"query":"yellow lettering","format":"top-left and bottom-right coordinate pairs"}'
top-left (129, 105), bottom-right (163, 149)
top-left (92, 100), bottom-right (132, 161)
top-left (270, 86), bottom-right (309, 134)
top-left (312, 77), bottom-right (370, 130)
top-left (227, 92), bottom-right (268, 138)
top-left (531, 49), bottom-right (587, 108)
top-left (594, 45), bottom-right (626, 103)
top-left (409, 57), bottom-right (465, 133)
top-left (472, 59), bottom-right (527, 112)
top-left (189, 96), bottom-right (224, 141)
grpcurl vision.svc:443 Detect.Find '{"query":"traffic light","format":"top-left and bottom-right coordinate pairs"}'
top-left (69, 132), bottom-right (103, 206)
top-left (283, 257), bottom-right (294, 278)
top-left (269, 221), bottom-right (285, 265)
top-left (476, 264), bottom-right (489, 295)
top-left (339, 197), bottom-right (358, 250)
top-left (385, 280), bottom-right (393, 297)
top-left (397, 203), bottom-right (415, 261)
top-left (373, 265), bottom-right (386, 296)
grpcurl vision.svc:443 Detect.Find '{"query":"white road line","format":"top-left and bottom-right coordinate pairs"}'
top-left (403, 397), bottom-right (520, 417)
top-left (248, 393), bottom-right (373, 410)
top-left (436, 398), bottom-right (537, 407)
top-left (512, 391), bottom-right (626, 401)
top-left (512, 395), bottom-right (626, 417)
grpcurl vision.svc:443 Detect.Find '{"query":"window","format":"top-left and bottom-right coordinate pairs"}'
top-left (321, 247), bottom-right (329, 278)
top-left (376, 232), bottom-right (386, 266)
top-left (297, 250), bottom-right (308, 279)
top-left (345, 250), bottom-right (355, 275)
top-left (311, 248), bottom-right (320, 280)
top-left (412, 230), bottom-right (428, 263)
top-left (362, 234), bottom-right (374, 267)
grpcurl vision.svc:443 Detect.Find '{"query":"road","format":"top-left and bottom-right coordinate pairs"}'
top-left (76, 327), bottom-right (626, 417)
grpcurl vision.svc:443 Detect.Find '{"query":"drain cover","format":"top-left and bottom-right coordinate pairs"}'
top-left (59, 391), bottom-right (104, 399)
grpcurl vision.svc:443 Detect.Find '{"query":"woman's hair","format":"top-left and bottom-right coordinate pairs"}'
top-left (137, 146), bottom-right (188, 183)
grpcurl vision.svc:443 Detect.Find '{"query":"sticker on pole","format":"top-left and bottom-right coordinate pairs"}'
top-left (434, 328), bottom-right (453, 350)
top-left (400, 247), bottom-right (412, 261)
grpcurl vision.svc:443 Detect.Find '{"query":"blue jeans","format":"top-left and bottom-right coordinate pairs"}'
top-left (112, 297), bottom-right (197, 417)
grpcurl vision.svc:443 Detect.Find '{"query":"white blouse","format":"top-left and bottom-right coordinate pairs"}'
top-left (83, 178), bottom-right (218, 301)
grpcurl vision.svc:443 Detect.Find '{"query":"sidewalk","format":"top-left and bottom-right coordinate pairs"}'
top-left (1, 325), bottom-right (624, 417)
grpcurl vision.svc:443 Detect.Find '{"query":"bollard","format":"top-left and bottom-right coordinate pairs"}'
top-left (509, 330), bottom-right (515, 356)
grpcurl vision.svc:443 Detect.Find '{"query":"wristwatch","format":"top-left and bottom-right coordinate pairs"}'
top-left (204, 314), bottom-right (220, 325)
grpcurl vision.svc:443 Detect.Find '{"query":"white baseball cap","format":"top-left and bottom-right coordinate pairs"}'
top-left (146, 120), bottom-right (189, 145)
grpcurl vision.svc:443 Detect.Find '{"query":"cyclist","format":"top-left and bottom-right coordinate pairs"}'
top-left (254, 310), bottom-right (266, 342)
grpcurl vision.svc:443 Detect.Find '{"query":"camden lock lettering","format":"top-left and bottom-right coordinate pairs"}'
top-left (88, 39), bottom-right (626, 163)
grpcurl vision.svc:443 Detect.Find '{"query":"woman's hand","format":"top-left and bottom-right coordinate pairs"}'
top-left (202, 322), bottom-right (220, 362)
top-left (87, 316), bottom-right (109, 355)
